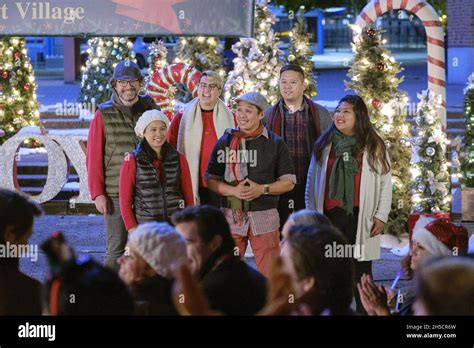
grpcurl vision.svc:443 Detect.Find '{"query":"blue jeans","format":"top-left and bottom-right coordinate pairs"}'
top-left (104, 197), bottom-right (128, 272)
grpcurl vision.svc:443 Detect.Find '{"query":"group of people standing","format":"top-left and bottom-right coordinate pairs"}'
top-left (1, 59), bottom-right (472, 318)
top-left (85, 59), bottom-right (394, 312)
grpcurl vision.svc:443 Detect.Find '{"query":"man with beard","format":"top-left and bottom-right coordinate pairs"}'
top-left (86, 59), bottom-right (159, 272)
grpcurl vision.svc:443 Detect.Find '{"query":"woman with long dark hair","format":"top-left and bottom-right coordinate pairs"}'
top-left (305, 95), bottom-right (392, 313)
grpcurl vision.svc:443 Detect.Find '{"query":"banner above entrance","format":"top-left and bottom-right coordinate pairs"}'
top-left (0, 0), bottom-right (255, 37)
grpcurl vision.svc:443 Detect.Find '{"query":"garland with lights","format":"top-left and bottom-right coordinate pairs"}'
top-left (346, 26), bottom-right (412, 236)
top-left (224, 0), bottom-right (284, 107)
top-left (287, 11), bottom-right (317, 97)
top-left (461, 73), bottom-right (474, 188)
top-left (410, 89), bottom-right (451, 213)
top-left (78, 37), bottom-right (135, 106)
top-left (0, 37), bottom-right (40, 146)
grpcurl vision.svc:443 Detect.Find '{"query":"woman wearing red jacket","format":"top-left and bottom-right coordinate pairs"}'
top-left (120, 110), bottom-right (194, 232)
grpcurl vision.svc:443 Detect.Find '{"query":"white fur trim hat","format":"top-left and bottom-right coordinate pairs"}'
top-left (134, 110), bottom-right (170, 138)
top-left (412, 216), bottom-right (469, 257)
top-left (128, 222), bottom-right (187, 278)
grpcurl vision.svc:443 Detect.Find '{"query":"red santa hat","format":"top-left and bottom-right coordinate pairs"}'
top-left (413, 217), bottom-right (469, 257)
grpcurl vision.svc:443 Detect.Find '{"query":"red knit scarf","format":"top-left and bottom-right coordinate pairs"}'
top-left (229, 124), bottom-right (264, 183)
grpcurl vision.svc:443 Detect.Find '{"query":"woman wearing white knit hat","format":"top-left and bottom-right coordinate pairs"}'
top-left (119, 110), bottom-right (194, 233)
top-left (118, 221), bottom-right (188, 315)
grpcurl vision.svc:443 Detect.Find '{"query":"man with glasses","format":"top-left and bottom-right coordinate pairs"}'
top-left (86, 59), bottom-right (159, 272)
top-left (168, 70), bottom-right (235, 206)
top-left (264, 64), bottom-right (332, 228)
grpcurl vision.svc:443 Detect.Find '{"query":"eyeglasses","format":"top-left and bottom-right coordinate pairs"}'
top-left (117, 79), bottom-right (139, 87)
top-left (198, 83), bottom-right (220, 91)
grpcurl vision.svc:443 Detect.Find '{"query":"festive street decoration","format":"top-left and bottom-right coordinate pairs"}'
top-left (148, 40), bottom-right (169, 73)
top-left (287, 11), bottom-right (317, 97)
top-left (461, 73), bottom-right (474, 188)
top-left (0, 37), bottom-right (40, 145)
top-left (355, 0), bottom-right (446, 124)
top-left (224, 0), bottom-right (284, 107)
top-left (146, 63), bottom-right (202, 120)
top-left (78, 37), bottom-right (135, 106)
top-left (0, 131), bottom-right (91, 204)
top-left (410, 89), bottom-right (451, 213)
top-left (346, 26), bottom-right (412, 237)
top-left (174, 36), bottom-right (225, 75)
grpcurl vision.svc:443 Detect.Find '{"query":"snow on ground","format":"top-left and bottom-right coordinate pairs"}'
top-left (18, 147), bottom-right (47, 155)
top-left (40, 103), bottom-right (95, 120)
top-left (47, 129), bottom-right (89, 136)
top-left (18, 126), bottom-right (89, 137)
top-left (18, 126), bottom-right (42, 135)
top-left (63, 182), bottom-right (81, 190)
top-left (381, 234), bottom-right (410, 257)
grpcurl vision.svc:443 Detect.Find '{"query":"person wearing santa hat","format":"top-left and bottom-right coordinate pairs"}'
top-left (358, 217), bottom-right (469, 316)
top-left (119, 110), bottom-right (194, 235)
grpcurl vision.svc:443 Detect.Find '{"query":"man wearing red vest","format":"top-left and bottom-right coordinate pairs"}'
top-left (264, 64), bottom-right (331, 227)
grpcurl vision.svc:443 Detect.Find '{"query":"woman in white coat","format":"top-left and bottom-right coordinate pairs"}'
top-left (305, 95), bottom-right (392, 314)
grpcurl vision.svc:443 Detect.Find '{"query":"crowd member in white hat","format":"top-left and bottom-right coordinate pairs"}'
top-left (119, 110), bottom-right (194, 234)
top-left (118, 222), bottom-right (187, 315)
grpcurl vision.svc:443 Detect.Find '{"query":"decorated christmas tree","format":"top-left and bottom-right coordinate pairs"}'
top-left (0, 37), bottom-right (40, 145)
top-left (410, 89), bottom-right (451, 213)
top-left (346, 26), bottom-right (412, 236)
top-left (461, 73), bottom-right (474, 187)
top-left (78, 37), bottom-right (135, 106)
top-left (174, 36), bottom-right (224, 75)
top-left (287, 11), bottom-right (317, 97)
top-left (148, 40), bottom-right (169, 74)
top-left (224, 0), bottom-right (284, 106)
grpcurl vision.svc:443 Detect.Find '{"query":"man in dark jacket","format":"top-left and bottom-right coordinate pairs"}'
top-left (264, 64), bottom-right (332, 227)
top-left (86, 59), bottom-right (160, 271)
top-left (172, 205), bottom-right (267, 315)
top-left (0, 189), bottom-right (43, 315)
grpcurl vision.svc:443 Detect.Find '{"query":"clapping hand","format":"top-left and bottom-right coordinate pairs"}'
top-left (357, 274), bottom-right (391, 316)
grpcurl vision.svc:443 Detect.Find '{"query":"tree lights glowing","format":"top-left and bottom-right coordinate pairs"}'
top-left (0, 37), bottom-right (40, 145)
top-left (78, 37), bottom-right (135, 106)
top-left (224, 0), bottom-right (284, 107)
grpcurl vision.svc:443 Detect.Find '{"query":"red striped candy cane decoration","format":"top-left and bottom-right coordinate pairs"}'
top-left (355, 0), bottom-right (446, 125)
top-left (146, 63), bottom-right (202, 120)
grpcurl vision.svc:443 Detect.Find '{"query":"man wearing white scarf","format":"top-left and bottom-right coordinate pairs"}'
top-left (168, 71), bottom-right (235, 205)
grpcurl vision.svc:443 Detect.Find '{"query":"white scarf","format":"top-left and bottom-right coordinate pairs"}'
top-left (177, 97), bottom-right (234, 204)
